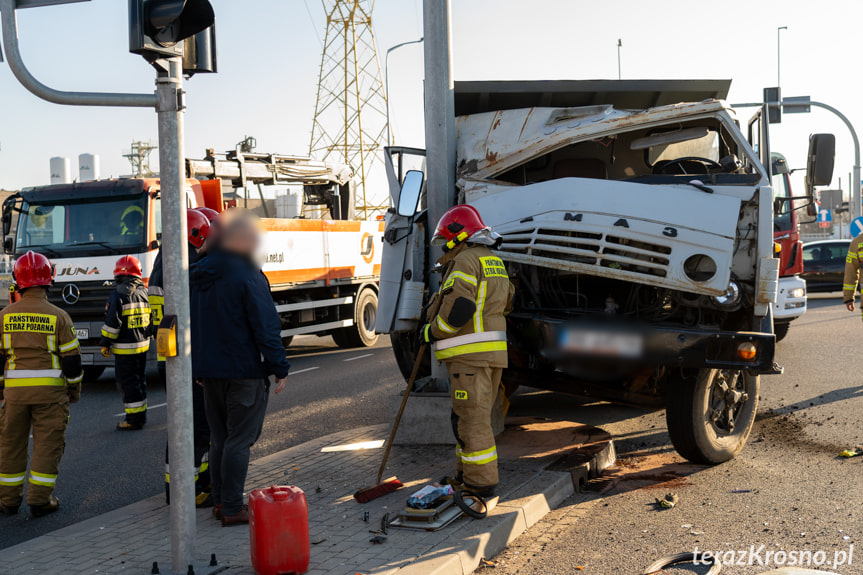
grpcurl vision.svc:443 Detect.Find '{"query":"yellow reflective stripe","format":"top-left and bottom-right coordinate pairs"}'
top-left (849, 251), bottom-right (859, 260)
top-left (29, 471), bottom-right (57, 487)
top-left (435, 341), bottom-right (508, 360)
top-left (4, 334), bottom-right (15, 370)
top-left (436, 315), bottom-right (458, 334)
top-left (113, 341), bottom-right (150, 355)
top-left (844, 284), bottom-right (858, 290)
top-left (460, 445), bottom-right (498, 465)
top-left (434, 330), bottom-right (506, 351)
top-left (125, 400), bottom-right (147, 414)
top-left (149, 295), bottom-right (164, 304)
top-left (58, 338), bottom-right (80, 353)
top-left (474, 281), bottom-right (487, 333)
top-left (101, 325), bottom-right (120, 339)
top-left (449, 271), bottom-right (477, 286)
top-left (122, 307), bottom-right (151, 316)
top-left (0, 473), bottom-right (26, 485)
top-left (67, 373), bottom-right (83, 384)
top-left (5, 377), bottom-right (65, 387)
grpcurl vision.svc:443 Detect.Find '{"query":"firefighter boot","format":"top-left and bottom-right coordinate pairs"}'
top-left (30, 496), bottom-right (60, 518)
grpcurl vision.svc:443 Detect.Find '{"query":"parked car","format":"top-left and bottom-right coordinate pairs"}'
top-left (801, 239), bottom-right (851, 292)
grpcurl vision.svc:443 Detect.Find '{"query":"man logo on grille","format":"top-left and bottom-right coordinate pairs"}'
top-left (62, 284), bottom-right (80, 305)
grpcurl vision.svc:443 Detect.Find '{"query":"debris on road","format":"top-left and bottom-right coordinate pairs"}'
top-left (369, 534), bottom-right (387, 545)
top-left (654, 492), bottom-right (679, 509)
top-left (839, 449), bottom-right (862, 458)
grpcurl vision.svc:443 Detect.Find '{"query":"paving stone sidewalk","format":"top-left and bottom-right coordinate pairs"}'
top-left (1, 418), bottom-right (610, 575)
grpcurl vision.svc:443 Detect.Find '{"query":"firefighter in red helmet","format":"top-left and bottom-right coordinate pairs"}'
top-left (100, 255), bottom-right (151, 430)
top-left (0, 251), bottom-right (83, 517)
top-left (421, 205), bottom-right (514, 498)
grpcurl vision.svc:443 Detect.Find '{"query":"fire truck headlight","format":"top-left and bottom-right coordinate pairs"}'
top-left (789, 287), bottom-right (805, 299)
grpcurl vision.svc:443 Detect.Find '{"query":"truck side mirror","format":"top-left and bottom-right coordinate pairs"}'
top-left (805, 133), bottom-right (835, 196)
top-left (397, 170), bottom-right (424, 217)
top-left (3, 237), bottom-right (14, 255)
top-left (1, 210), bottom-right (10, 237)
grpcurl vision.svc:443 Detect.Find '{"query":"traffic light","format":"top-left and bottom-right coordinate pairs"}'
top-left (183, 25), bottom-right (217, 76)
top-left (129, 0), bottom-right (215, 61)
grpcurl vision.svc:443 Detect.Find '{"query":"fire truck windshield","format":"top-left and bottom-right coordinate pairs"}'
top-left (16, 197), bottom-right (147, 255)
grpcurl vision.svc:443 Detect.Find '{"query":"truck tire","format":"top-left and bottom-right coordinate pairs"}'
top-left (665, 368), bottom-right (759, 464)
top-left (391, 331), bottom-right (432, 382)
top-left (774, 321), bottom-right (790, 342)
top-left (82, 366), bottom-right (106, 383)
top-left (332, 288), bottom-right (379, 348)
top-left (281, 335), bottom-right (294, 349)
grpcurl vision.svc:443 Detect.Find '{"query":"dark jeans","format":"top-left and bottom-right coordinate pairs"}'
top-left (201, 378), bottom-right (269, 515)
top-left (115, 353), bottom-right (148, 425)
top-left (161, 362), bottom-right (212, 503)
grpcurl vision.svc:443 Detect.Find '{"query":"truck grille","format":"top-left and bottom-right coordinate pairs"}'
top-left (498, 226), bottom-right (672, 278)
top-left (47, 280), bottom-right (116, 321)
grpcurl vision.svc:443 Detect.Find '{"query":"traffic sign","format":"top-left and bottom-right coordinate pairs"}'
top-left (818, 209), bottom-right (832, 228)
top-left (850, 217), bottom-right (863, 238)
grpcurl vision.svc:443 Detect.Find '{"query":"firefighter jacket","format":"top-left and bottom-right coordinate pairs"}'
top-left (0, 289), bottom-right (83, 404)
top-left (844, 234), bottom-right (863, 307)
top-left (100, 276), bottom-right (151, 355)
top-left (425, 244), bottom-right (515, 367)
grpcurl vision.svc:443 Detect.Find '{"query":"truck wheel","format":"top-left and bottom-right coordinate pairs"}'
top-left (665, 368), bottom-right (759, 464)
top-left (282, 336), bottom-right (294, 349)
top-left (332, 288), bottom-right (380, 348)
top-left (774, 322), bottom-right (790, 342)
top-left (391, 331), bottom-right (432, 382)
top-left (82, 366), bottom-right (106, 383)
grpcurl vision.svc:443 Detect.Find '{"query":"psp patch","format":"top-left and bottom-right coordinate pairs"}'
top-left (454, 390), bottom-right (469, 400)
top-left (480, 256), bottom-right (508, 278)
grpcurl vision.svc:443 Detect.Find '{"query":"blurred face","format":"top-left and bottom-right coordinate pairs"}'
top-left (219, 212), bottom-right (262, 259)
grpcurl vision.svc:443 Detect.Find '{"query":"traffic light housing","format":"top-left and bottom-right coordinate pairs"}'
top-left (129, 0), bottom-right (215, 61)
top-left (763, 87), bottom-right (781, 124)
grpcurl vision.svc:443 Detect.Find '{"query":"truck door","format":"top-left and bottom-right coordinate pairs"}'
top-left (376, 147), bottom-right (427, 334)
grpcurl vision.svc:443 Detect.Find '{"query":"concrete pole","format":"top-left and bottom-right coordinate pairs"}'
top-left (423, 0), bottom-right (455, 389)
top-left (156, 58), bottom-right (196, 574)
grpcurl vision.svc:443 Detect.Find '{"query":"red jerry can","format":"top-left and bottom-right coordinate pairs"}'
top-left (249, 485), bottom-right (310, 575)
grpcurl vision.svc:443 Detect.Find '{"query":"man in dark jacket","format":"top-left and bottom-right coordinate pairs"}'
top-left (100, 256), bottom-right (151, 431)
top-left (190, 211), bottom-right (290, 526)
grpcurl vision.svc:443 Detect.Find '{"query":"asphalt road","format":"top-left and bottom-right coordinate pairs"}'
top-left (493, 294), bottom-right (863, 575)
top-left (0, 334), bottom-right (402, 550)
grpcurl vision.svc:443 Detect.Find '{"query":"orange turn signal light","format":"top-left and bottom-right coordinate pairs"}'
top-left (737, 342), bottom-right (757, 361)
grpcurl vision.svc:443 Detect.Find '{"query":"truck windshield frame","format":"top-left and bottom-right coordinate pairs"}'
top-left (16, 195), bottom-right (149, 257)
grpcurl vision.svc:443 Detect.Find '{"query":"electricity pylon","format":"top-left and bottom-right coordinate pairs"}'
top-left (123, 140), bottom-right (157, 177)
top-left (309, 0), bottom-right (388, 220)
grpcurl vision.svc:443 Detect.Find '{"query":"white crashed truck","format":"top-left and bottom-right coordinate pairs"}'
top-left (377, 80), bottom-right (834, 464)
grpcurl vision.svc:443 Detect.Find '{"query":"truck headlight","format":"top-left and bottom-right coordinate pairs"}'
top-left (714, 280), bottom-right (741, 308)
top-left (789, 287), bottom-right (805, 299)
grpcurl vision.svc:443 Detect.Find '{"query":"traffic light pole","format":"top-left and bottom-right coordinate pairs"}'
top-left (156, 57), bottom-right (197, 574)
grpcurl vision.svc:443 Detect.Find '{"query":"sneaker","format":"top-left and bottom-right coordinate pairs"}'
top-left (0, 501), bottom-right (20, 516)
top-left (117, 420), bottom-right (144, 431)
top-left (221, 505), bottom-right (249, 527)
top-left (30, 496), bottom-right (60, 518)
top-left (212, 504), bottom-right (223, 520)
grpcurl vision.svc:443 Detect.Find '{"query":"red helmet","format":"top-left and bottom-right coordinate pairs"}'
top-left (194, 207), bottom-right (219, 222)
top-left (187, 209), bottom-right (210, 249)
top-left (13, 251), bottom-right (54, 289)
top-left (431, 205), bottom-right (489, 251)
top-left (114, 255), bottom-right (143, 278)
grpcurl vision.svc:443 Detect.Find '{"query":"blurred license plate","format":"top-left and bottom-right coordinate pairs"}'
top-left (75, 328), bottom-right (89, 339)
top-left (561, 328), bottom-right (644, 358)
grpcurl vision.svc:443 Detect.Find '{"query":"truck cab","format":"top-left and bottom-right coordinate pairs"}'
top-left (378, 80), bottom-right (834, 465)
top-left (771, 153), bottom-right (807, 341)
top-left (2, 178), bottom-right (215, 380)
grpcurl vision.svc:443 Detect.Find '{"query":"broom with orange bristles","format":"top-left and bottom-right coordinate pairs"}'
top-left (354, 341), bottom-right (428, 503)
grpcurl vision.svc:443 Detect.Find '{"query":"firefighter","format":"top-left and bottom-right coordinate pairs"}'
top-left (100, 255), bottom-right (151, 431)
top-left (150, 209), bottom-right (213, 505)
top-left (0, 251), bottom-right (83, 517)
top-left (421, 205), bottom-right (514, 498)
top-left (120, 205), bottom-right (145, 238)
top-left (844, 235), bottom-right (863, 316)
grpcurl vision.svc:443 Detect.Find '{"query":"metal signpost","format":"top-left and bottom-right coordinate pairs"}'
top-left (0, 2), bottom-right (214, 572)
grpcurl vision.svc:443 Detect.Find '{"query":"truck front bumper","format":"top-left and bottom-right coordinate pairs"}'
top-left (516, 316), bottom-right (777, 374)
top-left (773, 275), bottom-right (807, 322)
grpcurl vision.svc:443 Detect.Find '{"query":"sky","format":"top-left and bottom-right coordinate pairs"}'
top-left (1, 0), bottom-right (862, 206)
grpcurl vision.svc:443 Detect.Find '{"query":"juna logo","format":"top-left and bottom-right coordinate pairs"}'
top-left (56, 266), bottom-right (100, 277)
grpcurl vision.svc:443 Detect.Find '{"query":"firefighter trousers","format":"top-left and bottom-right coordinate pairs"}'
top-left (161, 362), bottom-right (212, 503)
top-left (447, 361), bottom-right (502, 489)
top-left (0, 401), bottom-right (69, 507)
top-left (115, 353), bottom-right (148, 425)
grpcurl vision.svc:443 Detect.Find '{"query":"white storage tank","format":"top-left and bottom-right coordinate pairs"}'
top-left (49, 157), bottom-right (71, 185)
top-left (276, 189), bottom-right (304, 219)
top-left (78, 153), bottom-right (100, 181)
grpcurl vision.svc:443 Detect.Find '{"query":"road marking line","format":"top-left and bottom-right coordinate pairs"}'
top-left (113, 402), bottom-right (167, 417)
top-left (344, 353), bottom-right (373, 362)
top-left (321, 440), bottom-right (385, 453)
top-left (290, 367), bottom-right (320, 375)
